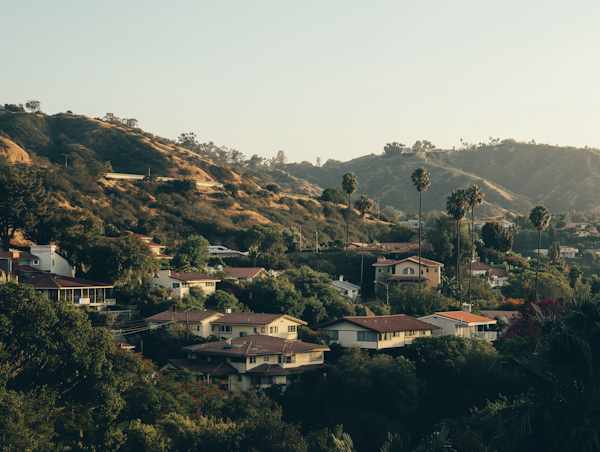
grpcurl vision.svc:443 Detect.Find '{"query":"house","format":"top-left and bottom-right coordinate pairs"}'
top-left (400, 219), bottom-right (425, 229)
top-left (468, 221), bottom-right (514, 231)
top-left (20, 273), bottom-right (116, 309)
top-left (170, 335), bottom-right (330, 390)
top-left (565, 222), bottom-right (591, 230)
top-left (577, 229), bottom-right (599, 237)
top-left (532, 249), bottom-right (549, 256)
top-left (150, 270), bottom-right (220, 297)
top-left (372, 255), bottom-right (443, 290)
top-left (560, 246), bottom-right (578, 258)
top-left (209, 245), bottom-right (249, 258)
top-left (106, 234), bottom-right (172, 260)
top-left (490, 269), bottom-right (509, 288)
top-left (313, 313), bottom-right (439, 350)
top-left (419, 311), bottom-right (497, 341)
top-left (0, 247), bottom-right (74, 278)
top-left (145, 310), bottom-right (223, 336)
top-left (480, 310), bottom-right (521, 325)
top-left (332, 276), bottom-right (361, 300)
top-left (459, 261), bottom-right (492, 276)
top-left (209, 313), bottom-right (307, 340)
top-left (223, 267), bottom-right (269, 283)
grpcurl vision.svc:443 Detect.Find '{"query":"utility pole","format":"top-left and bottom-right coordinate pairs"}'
top-left (378, 198), bottom-right (380, 220)
top-left (62, 154), bottom-right (68, 167)
top-left (299, 225), bottom-right (302, 253)
top-left (186, 313), bottom-right (190, 345)
top-left (148, 168), bottom-right (151, 176)
top-left (316, 231), bottom-right (319, 253)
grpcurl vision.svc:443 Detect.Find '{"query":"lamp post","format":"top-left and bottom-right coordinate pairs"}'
top-left (374, 280), bottom-right (389, 308)
top-left (62, 154), bottom-right (68, 167)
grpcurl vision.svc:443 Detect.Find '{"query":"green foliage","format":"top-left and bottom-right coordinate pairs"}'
top-left (321, 186), bottom-right (347, 204)
top-left (481, 222), bottom-right (513, 252)
top-left (206, 290), bottom-right (244, 312)
top-left (427, 214), bottom-right (472, 274)
top-left (172, 235), bottom-right (209, 271)
top-left (501, 269), bottom-right (570, 302)
top-left (389, 285), bottom-right (456, 316)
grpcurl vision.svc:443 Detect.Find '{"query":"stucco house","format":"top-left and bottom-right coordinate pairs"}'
top-left (210, 313), bottom-right (307, 340)
top-left (223, 267), bottom-right (269, 283)
top-left (146, 310), bottom-right (223, 336)
top-left (150, 270), bottom-right (220, 297)
top-left (332, 276), bottom-right (361, 300)
top-left (313, 313), bottom-right (439, 350)
top-left (106, 234), bottom-right (173, 260)
top-left (373, 255), bottom-right (443, 290)
top-left (168, 335), bottom-right (330, 390)
top-left (490, 269), bottom-right (509, 288)
top-left (559, 246), bottom-right (578, 258)
top-left (459, 260), bottom-right (492, 276)
top-left (0, 247), bottom-right (74, 278)
top-left (419, 311), bottom-right (497, 341)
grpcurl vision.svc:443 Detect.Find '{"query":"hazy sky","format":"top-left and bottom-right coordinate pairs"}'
top-left (3, 0), bottom-right (599, 163)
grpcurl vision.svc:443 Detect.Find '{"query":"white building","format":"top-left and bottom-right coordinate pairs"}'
top-left (209, 313), bottom-right (307, 340)
top-left (400, 219), bottom-right (425, 229)
top-left (490, 269), bottom-right (509, 288)
top-left (419, 311), bottom-right (497, 341)
top-left (150, 270), bottom-right (220, 297)
top-left (209, 245), bottom-right (249, 258)
top-left (146, 310), bottom-right (223, 336)
top-left (29, 245), bottom-right (75, 277)
top-left (559, 246), bottom-right (578, 258)
top-left (332, 276), bottom-right (361, 300)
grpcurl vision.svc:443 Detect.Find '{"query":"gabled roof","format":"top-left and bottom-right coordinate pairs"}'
top-left (396, 256), bottom-right (444, 267)
top-left (145, 310), bottom-right (222, 322)
top-left (167, 359), bottom-right (238, 375)
top-left (480, 310), bottom-right (521, 322)
top-left (20, 273), bottom-right (113, 289)
top-left (183, 334), bottom-right (329, 356)
top-left (459, 261), bottom-right (491, 271)
top-left (168, 272), bottom-right (220, 282)
top-left (422, 311), bottom-right (496, 325)
top-left (372, 259), bottom-right (400, 266)
top-left (246, 363), bottom-right (332, 375)
top-left (314, 314), bottom-right (439, 333)
top-left (490, 269), bottom-right (507, 277)
top-left (332, 280), bottom-right (361, 291)
top-left (223, 267), bottom-right (267, 278)
top-left (18, 265), bottom-right (43, 273)
top-left (211, 313), bottom-right (307, 326)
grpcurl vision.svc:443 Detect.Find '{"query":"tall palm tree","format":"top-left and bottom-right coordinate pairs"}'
top-left (446, 189), bottom-right (467, 303)
top-left (411, 167), bottom-right (431, 289)
top-left (342, 172), bottom-right (358, 257)
top-left (465, 185), bottom-right (484, 304)
top-left (354, 194), bottom-right (373, 289)
top-left (529, 205), bottom-right (550, 301)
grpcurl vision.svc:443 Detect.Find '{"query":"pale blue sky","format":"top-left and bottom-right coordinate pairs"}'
top-left (3, 0), bottom-right (599, 163)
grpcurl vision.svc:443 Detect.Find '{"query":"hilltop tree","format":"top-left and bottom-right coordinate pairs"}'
top-left (412, 167), bottom-right (431, 289)
top-left (24, 100), bottom-right (41, 113)
top-left (412, 140), bottom-right (435, 154)
top-left (341, 173), bottom-right (358, 256)
top-left (382, 142), bottom-right (405, 157)
top-left (465, 185), bottom-right (484, 304)
top-left (530, 205), bottom-right (550, 301)
top-left (354, 195), bottom-right (373, 288)
top-left (0, 166), bottom-right (48, 251)
top-left (177, 132), bottom-right (200, 152)
top-left (447, 189), bottom-right (468, 302)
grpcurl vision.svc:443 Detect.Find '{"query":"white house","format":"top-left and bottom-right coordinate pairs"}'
top-left (560, 246), bottom-right (578, 258)
top-left (209, 245), bottom-right (249, 258)
top-left (400, 219), bottom-right (425, 229)
top-left (168, 335), bottom-right (330, 390)
top-left (490, 269), bottom-right (509, 288)
top-left (532, 249), bottom-right (549, 256)
top-left (313, 313), bottom-right (439, 350)
top-left (332, 276), bottom-right (361, 300)
top-left (145, 310), bottom-right (223, 336)
top-left (29, 245), bottom-right (75, 277)
top-left (459, 261), bottom-right (492, 276)
top-left (209, 313), bottom-right (307, 340)
top-left (150, 270), bottom-right (220, 297)
top-left (419, 311), bottom-right (497, 341)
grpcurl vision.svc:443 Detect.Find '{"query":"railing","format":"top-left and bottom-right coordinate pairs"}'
top-left (473, 331), bottom-right (497, 341)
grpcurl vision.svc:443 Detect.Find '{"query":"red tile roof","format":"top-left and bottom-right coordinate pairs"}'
top-left (490, 269), bottom-right (507, 277)
top-left (167, 359), bottom-right (238, 375)
top-left (146, 241), bottom-right (166, 248)
top-left (245, 363), bottom-right (332, 374)
top-left (211, 313), bottom-right (307, 326)
top-left (223, 267), bottom-right (267, 278)
top-left (145, 310), bottom-right (222, 322)
top-left (314, 315), bottom-right (439, 333)
top-left (20, 273), bottom-right (113, 289)
top-left (387, 275), bottom-right (430, 282)
top-left (184, 335), bottom-right (329, 356)
top-left (373, 259), bottom-right (400, 266)
top-left (429, 311), bottom-right (496, 324)
top-left (459, 261), bottom-right (492, 271)
top-left (156, 254), bottom-right (173, 259)
top-left (18, 265), bottom-right (43, 272)
top-left (168, 272), bottom-right (220, 282)
top-left (397, 256), bottom-right (444, 267)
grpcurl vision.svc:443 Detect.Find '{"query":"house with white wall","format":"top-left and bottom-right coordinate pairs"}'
top-left (559, 246), bottom-right (578, 258)
top-left (29, 245), bottom-right (75, 277)
top-left (373, 256), bottom-right (443, 290)
top-left (167, 335), bottom-right (330, 390)
top-left (222, 267), bottom-right (269, 283)
top-left (150, 270), bottom-right (220, 297)
top-left (209, 245), bottom-right (249, 258)
top-left (419, 311), bottom-right (497, 341)
top-left (332, 276), bottom-right (361, 300)
top-left (490, 269), bottom-right (509, 288)
top-left (210, 313), bottom-right (307, 340)
top-left (313, 313), bottom-right (438, 350)
top-left (459, 261), bottom-right (491, 276)
top-left (145, 310), bottom-right (223, 336)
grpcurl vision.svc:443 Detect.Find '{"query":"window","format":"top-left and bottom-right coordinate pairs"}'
top-left (378, 268), bottom-right (381, 273)
top-left (263, 356), bottom-right (270, 362)
top-left (270, 326), bottom-right (278, 334)
top-left (426, 268), bottom-right (429, 272)
top-left (196, 325), bottom-right (201, 331)
top-left (249, 357), bottom-right (256, 364)
top-left (288, 325), bottom-right (296, 333)
top-left (239, 332), bottom-right (247, 337)
top-left (173, 282), bottom-right (180, 289)
top-left (326, 330), bottom-right (339, 340)
top-left (237, 374), bottom-right (242, 382)
top-left (357, 331), bottom-right (378, 341)
top-left (435, 269), bottom-right (438, 273)
top-left (309, 352), bottom-right (322, 362)
top-left (251, 376), bottom-right (274, 386)
top-left (212, 325), bottom-right (215, 331)
top-left (33, 260), bottom-right (39, 265)
top-left (402, 268), bottom-right (415, 275)
top-left (406, 330), bottom-right (415, 337)
top-left (278, 355), bottom-right (295, 364)
top-left (218, 325), bottom-right (232, 333)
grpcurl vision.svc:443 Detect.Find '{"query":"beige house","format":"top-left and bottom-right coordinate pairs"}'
top-left (106, 234), bottom-right (173, 260)
top-left (223, 267), bottom-right (269, 283)
top-left (314, 313), bottom-right (438, 350)
top-left (150, 270), bottom-right (220, 297)
top-left (145, 310), bottom-right (223, 336)
top-left (210, 313), bottom-right (307, 340)
top-left (168, 335), bottom-right (330, 391)
top-left (373, 255), bottom-right (443, 290)
top-left (419, 311), bottom-right (497, 341)
top-left (459, 260), bottom-right (492, 276)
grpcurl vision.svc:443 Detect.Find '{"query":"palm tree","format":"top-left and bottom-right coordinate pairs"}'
top-left (464, 185), bottom-right (484, 304)
top-left (411, 167), bottom-right (431, 289)
top-left (354, 194), bottom-right (373, 289)
top-left (446, 189), bottom-right (467, 303)
top-left (569, 264), bottom-right (583, 290)
top-left (342, 173), bottom-right (358, 256)
top-left (529, 205), bottom-right (550, 301)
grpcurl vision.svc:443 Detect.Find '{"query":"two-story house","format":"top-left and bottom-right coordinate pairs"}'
top-left (313, 313), bottom-right (439, 350)
top-left (210, 313), bottom-right (307, 339)
top-left (168, 335), bottom-right (330, 390)
top-left (559, 246), bottom-right (578, 258)
top-left (419, 311), bottom-right (497, 341)
top-left (373, 255), bottom-right (443, 290)
top-left (150, 270), bottom-right (220, 297)
top-left (459, 260), bottom-right (492, 276)
top-left (145, 310), bottom-right (223, 336)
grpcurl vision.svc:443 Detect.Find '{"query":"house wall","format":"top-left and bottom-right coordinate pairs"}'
top-left (394, 262), bottom-right (441, 290)
top-left (150, 270), bottom-right (218, 297)
top-left (149, 316), bottom-right (220, 337)
top-left (320, 321), bottom-right (430, 350)
top-left (30, 245), bottom-right (74, 277)
top-left (209, 317), bottom-right (301, 340)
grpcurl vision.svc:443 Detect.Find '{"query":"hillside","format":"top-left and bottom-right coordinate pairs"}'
top-left (286, 140), bottom-right (600, 217)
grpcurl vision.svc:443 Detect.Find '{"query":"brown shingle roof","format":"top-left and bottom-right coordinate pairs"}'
top-left (184, 335), bottom-right (329, 356)
top-left (224, 267), bottom-right (266, 278)
top-left (20, 273), bottom-right (113, 289)
top-left (387, 275), bottom-right (430, 282)
top-left (211, 313), bottom-right (307, 326)
top-left (167, 359), bottom-right (238, 375)
top-left (397, 256), bottom-right (444, 267)
top-left (373, 259), bottom-right (400, 266)
top-left (168, 272), bottom-right (220, 282)
top-left (490, 269), bottom-right (507, 277)
top-left (145, 310), bottom-right (222, 322)
top-left (314, 315), bottom-right (439, 333)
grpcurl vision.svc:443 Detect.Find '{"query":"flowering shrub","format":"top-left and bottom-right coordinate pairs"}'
top-left (504, 298), bottom-right (564, 340)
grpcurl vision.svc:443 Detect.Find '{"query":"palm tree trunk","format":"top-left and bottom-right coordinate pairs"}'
top-left (346, 194), bottom-right (350, 257)
top-left (418, 191), bottom-right (422, 290)
top-left (360, 216), bottom-right (365, 289)
top-left (535, 230), bottom-right (541, 301)
top-left (469, 209), bottom-right (474, 304)
top-left (457, 219), bottom-right (461, 304)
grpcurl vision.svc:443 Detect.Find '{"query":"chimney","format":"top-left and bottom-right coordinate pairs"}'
top-left (226, 308), bottom-right (232, 314)
top-left (11, 252), bottom-right (19, 277)
top-left (339, 275), bottom-right (344, 282)
top-left (462, 303), bottom-right (472, 313)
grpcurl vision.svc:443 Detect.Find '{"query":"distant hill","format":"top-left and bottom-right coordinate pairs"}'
top-left (285, 140), bottom-right (600, 217)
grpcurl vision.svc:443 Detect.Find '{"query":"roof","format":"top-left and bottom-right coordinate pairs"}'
top-left (357, 306), bottom-right (376, 317)
top-left (168, 272), bottom-right (220, 282)
top-left (156, 254), bottom-right (173, 259)
top-left (246, 363), bottom-right (332, 375)
top-left (184, 335), bottom-right (329, 356)
top-left (167, 359), bottom-right (238, 375)
top-left (211, 313), bottom-right (307, 326)
top-left (20, 273), bottom-right (113, 289)
top-left (373, 259), bottom-right (400, 266)
top-left (146, 241), bottom-right (166, 248)
top-left (459, 261), bottom-right (492, 271)
top-left (373, 255), bottom-right (443, 268)
top-left (145, 310), bottom-right (222, 322)
top-left (480, 310), bottom-right (521, 322)
top-left (18, 265), bottom-right (43, 272)
top-left (18, 252), bottom-right (40, 260)
top-left (490, 269), bottom-right (508, 277)
top-left (387, 275), bottom-right (430, 282)
top-left (223, 267), bottom-right (266, 278)
top-left (332, 280), bottom-right (361, 291)
top-left (424, 311), bottom-right (496, 325)
top-left (314, 314), bottom-right (439, 333)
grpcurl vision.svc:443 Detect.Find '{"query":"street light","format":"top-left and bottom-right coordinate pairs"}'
top-left (374, 280), bottom-right (389, 308)
top-left (62, 154), bottom-right (68, 167)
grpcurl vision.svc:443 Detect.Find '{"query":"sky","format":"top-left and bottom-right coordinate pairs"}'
top-left (2, 0), bottom-right (599, 163)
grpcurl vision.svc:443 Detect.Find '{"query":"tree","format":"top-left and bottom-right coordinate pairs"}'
top-left (382, 142), bottom-right (406, 157)
top-left (172, 235), bottom-right (210, 271)
top-left (389, 285), bottom-right (455, 316)
top-left (316, 157), bottom-right (321, 167)
top-left (529, 205), bottom-right (550, 301)
top-left (341, 173), bottom-right (358, 256)
top-left (320, 186), bottom-right (346, 204)
top-left (446, 189), bottom-right (468, 303)
top-left (412, 140), bottom-right (435, 154)
top-left (569, 264), bottom-right (583, 289)
top-left (24, 100), bottom-right (41, 113)
top-left (177, 132), bottom-right (200, 152)
top-left (354, 195), bottom-right (373, 289)
top-left (411, 167), bottom-right (431, 290)
top-left (0, 166), bottom-right (48, 251)
top-left (481, 222), bottom-right (513, 252)
top-left (465, 185), bottom-right (484, 304)
top-left (206, 290), bottom-right (242, 312)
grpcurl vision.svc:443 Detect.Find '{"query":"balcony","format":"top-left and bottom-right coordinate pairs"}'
top-left (473, 331), bottom-right (497, 341)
